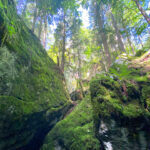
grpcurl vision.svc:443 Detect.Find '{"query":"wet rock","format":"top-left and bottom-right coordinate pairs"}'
top-left (99, 119), bottom-right (150, 150)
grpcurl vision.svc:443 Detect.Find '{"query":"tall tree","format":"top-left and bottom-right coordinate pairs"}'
top-left (22, 0), bottom-right (28, 17)
top-left (61, 10), bottom-right (66, 72)
top-left (38, 15), bottom-right (43, 39)
top-left (43, 15), bottom-right (48, 48)
top-left (133, 0), bottom-right (150, 25)
top-left (32, 0), bottom-right (38, 32)
top-left (95, 2), bottom-right (111, 69)
top-left (110, 10), bottom-right (126, 53)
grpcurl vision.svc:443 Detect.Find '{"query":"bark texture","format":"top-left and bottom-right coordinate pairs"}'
top-left (111, 12), bottom-right (126, 53)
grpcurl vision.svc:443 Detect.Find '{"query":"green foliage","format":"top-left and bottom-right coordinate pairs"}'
top-left (7, 25), bottom-right (16, 36)
top-left (144, 36), bottom-right (150, 50)
top-left (135, 49), bottom-right (147, 57)
top-left (0, 1), bottom-right (4, 8)
top-left (109, 63), bottom-right (132, 80)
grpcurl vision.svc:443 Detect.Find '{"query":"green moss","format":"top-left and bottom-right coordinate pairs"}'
top-left (0, 96), bottom-right (39, 118)
top-left (142, 86), bottom-right (150, 110)
top-left (41, 96), bottom-right (100, 150)
top-left (0, 0), bottom-right (70, 110)
top-left (121, 80), bottom-right (140, 101)
top-left (122, 104), bottom-right (144, 118)
top-left (0, 1), bottom-right (70, 149)
top-left (90, 72), bottom-right (149, 123)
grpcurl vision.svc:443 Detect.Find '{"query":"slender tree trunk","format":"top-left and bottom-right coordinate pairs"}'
top-left (111, 40), bottom-right (119, 54)
top-left (77, 48), bottom-right (84, 97)
top-left (122, 21), bottom-right (135, 54)
top-left (101, 46), bottom-right (108, 72)
top-left (43, 15), bottom-right (48, 48)
top-left (73, 53), bottom-right (76, 64)
top-left (38, 16), bottom-right (43, 40)
top-left (58, 45), bottom-right (61, 67)
top-left (57, 56), bottom-right (60, 67)
top-left (96, 4), bottom-right (111, 68)
top-left (68, 50), bottom-right (71, 65)
top-left (22, 0), bottom-right (28, 17)
top-left (127, 36), bottom-right (135, 54)
top-left (32, 0), bottom-right (38, 32)
top-left (111, 12), bottom-right (126, 53)
top-left (133, 0), bottom-right (150, 25)
top-left (127, 35), bottom-right (135, 54)
top-left (134, 36), bottom-right (139, 46)
top-left (138, 35), bottom-right (144, 48)
top-left (61, 11), bottom-right (66, 73)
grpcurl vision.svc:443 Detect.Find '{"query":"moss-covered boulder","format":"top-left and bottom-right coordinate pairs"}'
top-left (0, 1), bottom-right (71, 149)
top-left (41, 96), bottom-right (100, 150)
top-left (90, 58), bottom-right (150, 149)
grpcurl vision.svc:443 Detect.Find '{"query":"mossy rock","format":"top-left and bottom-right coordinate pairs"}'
top-left (141, 85), bottom-right (150, 110)
top-left (90, 71), bottom-right (150, 150)
top-left (41, 96), bottom-right (101, 150)
top-left (0, 1), bottom-right (70, 149)
top-left (90, 73), bottom-right (150, 123)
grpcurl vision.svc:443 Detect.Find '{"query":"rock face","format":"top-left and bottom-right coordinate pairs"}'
top-left (90, 58), bottom-right (150, 149)
top-left (0, 1), bottom-right (71, 150)
top-left (99, 119), bottom-right (150, 150)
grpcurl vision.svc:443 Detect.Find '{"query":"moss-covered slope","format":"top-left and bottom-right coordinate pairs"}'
top-left (41, 96), bottom-right (100, 150)
top-left (0, 1), bottom-right (71, 150)
top-left (90, 53), bottom-right (150, 149)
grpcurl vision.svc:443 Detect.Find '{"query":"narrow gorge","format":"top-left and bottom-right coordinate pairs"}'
top-left (0, 0), bottom-right (150, 150)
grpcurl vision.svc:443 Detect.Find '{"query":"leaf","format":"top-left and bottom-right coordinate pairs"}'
top-left (7, 25), bottom-right (16, 36)
top-left (0, 1), bottom-right (4, 9)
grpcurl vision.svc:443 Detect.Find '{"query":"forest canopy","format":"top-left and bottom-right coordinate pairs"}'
top-left (14, 0), bottom-right (150, 92)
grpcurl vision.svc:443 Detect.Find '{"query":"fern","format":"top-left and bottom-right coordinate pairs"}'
top-left (109, 63), bottom-right (132, 80)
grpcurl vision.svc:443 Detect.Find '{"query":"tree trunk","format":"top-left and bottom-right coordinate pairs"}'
top-left (101, 46), bottom-right (108, 72)
top-left (68, 50), bottom-right (71, 65)
top-left (38, 16), bottom-right (43, 40)
top-left (127, 35), bottom-right (135, 54)
top-left (57, 56), bottom-right (60, 67)
top-left (61, 11), bottom-right (66, 73)
top-left (43, 15), bottom-right (48, 48)
top-left (122, 21), bottom-right (135, 54)
top-left (22, 0), bottom-right (28, 17)
top-left (133, 0), bottom-right (150, 25)
top-left (32, 0), bottom-right (38, 32)
top-left (111, 12), bottom-right (126, 53)
top-left (138, 35), bottom-right (144, 48)
top-left (77, 48), bottom-right (85, 97)
top-left (96, 4), bottom-right (111, 68)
